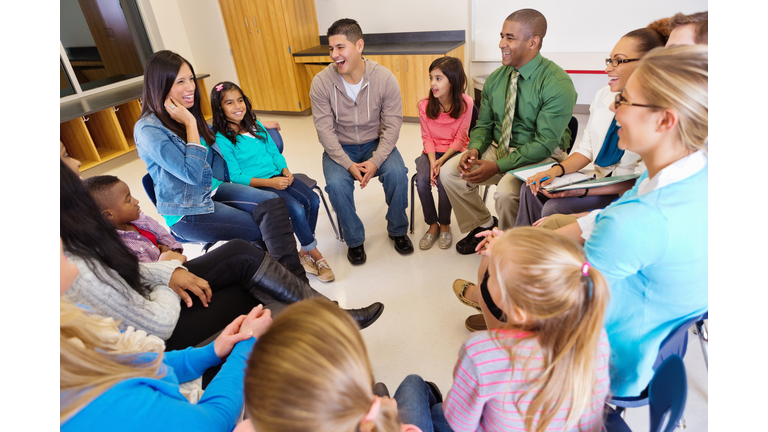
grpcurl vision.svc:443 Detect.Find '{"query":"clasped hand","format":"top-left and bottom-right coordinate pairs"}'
top-left (474, 227), bottom-right (505, 256)
top-left (349, 160), bottom-right (378, 189)
top-left (458, 149), bottom-right (499, 183)
top-left (213, 305), bottom-right (272, 359)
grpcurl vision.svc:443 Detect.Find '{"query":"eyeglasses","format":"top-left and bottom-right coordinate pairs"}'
top-left (614, 92), bottom-right (665, 111)
top-left (605, 58), bottom-right (640, 67)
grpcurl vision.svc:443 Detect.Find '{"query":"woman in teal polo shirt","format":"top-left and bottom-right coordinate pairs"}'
top-left (557, 45), bottom-right (708, 397)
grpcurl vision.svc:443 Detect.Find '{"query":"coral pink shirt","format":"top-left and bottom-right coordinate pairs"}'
top-left (418, 94), bottom-right (473, 154)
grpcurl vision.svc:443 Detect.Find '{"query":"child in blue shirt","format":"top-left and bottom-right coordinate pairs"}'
top-left (211, 81), bottom-right (333, 282)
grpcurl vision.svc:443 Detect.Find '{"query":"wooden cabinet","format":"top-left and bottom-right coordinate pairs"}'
top-left (60, 100), bottom-right (141, 171)
top-left (219, 0), bottom-right (319, 112)
top-left (347, 45), bottom-right (465, 117)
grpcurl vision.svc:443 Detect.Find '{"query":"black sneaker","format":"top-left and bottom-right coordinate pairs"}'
top-left (455, 217), bottom-right (498, 255)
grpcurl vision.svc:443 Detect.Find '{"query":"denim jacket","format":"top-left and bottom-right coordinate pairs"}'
top-left (134, 114), bottom-right (230, 215)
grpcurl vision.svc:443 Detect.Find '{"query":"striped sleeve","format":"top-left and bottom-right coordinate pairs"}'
top-left (444, 340), bottom-right (486, 431)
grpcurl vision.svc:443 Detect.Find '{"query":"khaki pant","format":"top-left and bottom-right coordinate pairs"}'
top-left (539, 213), bottom-right (579, 230)
top-left (441, 143), bottom-right (566, 233)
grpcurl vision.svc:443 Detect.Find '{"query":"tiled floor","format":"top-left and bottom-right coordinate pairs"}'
top-left (102, 111), bottom-right (707, 431)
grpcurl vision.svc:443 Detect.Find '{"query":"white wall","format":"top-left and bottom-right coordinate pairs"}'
top-left (315, 0), bottom-right (469, 35)
top-left (176, 0), bottom-right (239, 91)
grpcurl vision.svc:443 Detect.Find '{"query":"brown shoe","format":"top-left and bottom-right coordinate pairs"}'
top-left (453, 279), bottom-right (482, 312)
top-left (465, 314), bottom-right (487, 332)
top-left (299, 251), bottom-right (318, 275)
top-left (315, 258), bottom-right (335, 282)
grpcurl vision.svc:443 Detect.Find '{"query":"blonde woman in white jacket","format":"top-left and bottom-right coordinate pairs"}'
top-left (516, 25), bottom-right (669, 227)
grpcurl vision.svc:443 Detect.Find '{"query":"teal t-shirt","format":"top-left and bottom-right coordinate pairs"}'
top-left (163, 138), bottom-right (223, 227)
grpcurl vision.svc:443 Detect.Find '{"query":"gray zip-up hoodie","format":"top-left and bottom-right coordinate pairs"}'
top-left (309, 58), bottom-right (403, 170)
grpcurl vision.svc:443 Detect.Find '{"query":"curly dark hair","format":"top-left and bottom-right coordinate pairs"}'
top-left (60, 161), bottom-right (150, 299)
top-left (210, 81), bottom-right (267, 146)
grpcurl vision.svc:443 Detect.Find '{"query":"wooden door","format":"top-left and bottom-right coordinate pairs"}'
top-left (280, 0), bottom-right (319, 110)
top-left (249, 0), bottom-right (301, 111)
top-left (219, 0), bottom-right (271, 110)
top-left (78, 0), bottom-right (143, 78)
top-left (401, 54), bottom-right (442, 117)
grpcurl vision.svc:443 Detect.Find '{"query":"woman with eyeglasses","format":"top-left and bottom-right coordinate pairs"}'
top-left (556, 45), bottom-right (708, 397)
top-left (516, 24), bottom-right (669, 227)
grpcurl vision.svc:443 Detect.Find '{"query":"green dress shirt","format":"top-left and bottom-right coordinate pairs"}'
top-left (469, 52), bottom-right (578, 173)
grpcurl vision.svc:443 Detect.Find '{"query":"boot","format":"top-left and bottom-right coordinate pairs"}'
top-left (245, 253), bottom-right (319, 304)
top-left (333, 301), bottom-right (385, 330)
top-left (245, 255), bottom-right (385, 330)
top-left (252, 197), bottom-right (308, 283)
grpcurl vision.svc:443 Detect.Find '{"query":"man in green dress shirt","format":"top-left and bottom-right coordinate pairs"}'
top-left (441, 8), bottom-right (577, 254)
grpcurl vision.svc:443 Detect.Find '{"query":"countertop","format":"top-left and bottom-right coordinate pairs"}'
top-left (293, 30), bottom-right (465, 59)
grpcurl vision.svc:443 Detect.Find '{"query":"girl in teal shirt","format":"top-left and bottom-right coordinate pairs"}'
top-left (211, 82), bottom-right (334, 282)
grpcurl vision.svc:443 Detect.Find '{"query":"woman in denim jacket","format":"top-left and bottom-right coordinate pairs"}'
top-left (134, 50), bottom-right (282, 245)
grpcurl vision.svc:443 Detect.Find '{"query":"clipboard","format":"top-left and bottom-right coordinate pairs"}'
top-left (510, 163), bottom-right (640, 192)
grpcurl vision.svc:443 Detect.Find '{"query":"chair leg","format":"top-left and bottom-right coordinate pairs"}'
top-left (313, 186), bottom-right (342, 242)
top-left (482, 185), bottom-right (490, 203)
top-left (696, 319), bottom-right (708, 371)
top-left (677, 415), bottom-right (686, 429)
top-left (410, 174), bottom-right (417, 234)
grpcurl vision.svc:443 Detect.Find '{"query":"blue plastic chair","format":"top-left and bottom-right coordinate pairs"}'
top-left (266, 128), bottom-right (342, 241)
top-left (607, 311), bottom-right (707, 429)
top-left (604, 355), bottom-right (688, 432)
top-left (141, 173), bottom-right (217, 254)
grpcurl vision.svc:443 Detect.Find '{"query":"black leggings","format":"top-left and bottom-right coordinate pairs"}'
top-left (165, 239), bottom-right (270, 351)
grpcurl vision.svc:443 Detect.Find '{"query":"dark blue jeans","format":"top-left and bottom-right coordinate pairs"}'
top-left (394, 374), bottom-right (452, 432)
top-left (169, 182), bottom-right (278, 243)
top-left (259, 178), bottom-right (320, 250)
top-left (322, 139), bottom-right (409, 248)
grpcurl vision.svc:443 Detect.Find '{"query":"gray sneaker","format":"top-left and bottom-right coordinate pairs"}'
top-left (437, 231), bottom-right (452, 249)
top-left (419, 232), bottom-right (438, 250)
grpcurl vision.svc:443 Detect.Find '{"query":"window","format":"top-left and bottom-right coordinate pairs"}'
top-left (60, 0), bottom-right (152, 97)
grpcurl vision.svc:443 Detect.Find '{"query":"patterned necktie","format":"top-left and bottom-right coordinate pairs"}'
top-left (497, 70), bottom-right (520, 159)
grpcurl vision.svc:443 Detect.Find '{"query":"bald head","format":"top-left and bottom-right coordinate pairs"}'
top-left (505, 9), bottom-right (547, 49)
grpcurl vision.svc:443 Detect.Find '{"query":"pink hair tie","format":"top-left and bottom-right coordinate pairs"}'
top-left (362, 396), bottom-right (381, 424)
top-left (215, 84), bottom-right (224, 91)
top-left (581, 262), bottom-right (590, 276)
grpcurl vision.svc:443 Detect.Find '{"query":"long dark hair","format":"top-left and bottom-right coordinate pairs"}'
top-left (139, 50), bottom-right (215, 145)
top-left (210, 81), bottom-right (267, 146)
top-left (425, 57), bottom-right (467, 120)
top-left (60, 161), bottom-right (150, 298)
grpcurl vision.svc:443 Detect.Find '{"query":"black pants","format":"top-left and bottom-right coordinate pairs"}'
top-left (165, 239), bottom-right (274, 351)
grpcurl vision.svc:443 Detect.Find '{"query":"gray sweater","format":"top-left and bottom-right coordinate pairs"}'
top-left (63, 252), bottom-right (183, 340)
top-left (309, 58), bottom-right (403, 170)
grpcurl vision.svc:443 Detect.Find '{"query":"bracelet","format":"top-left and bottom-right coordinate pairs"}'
top-left (578, 189), bottom-right (589, 198)
top-left (551, 163), bottom-right (565, 177)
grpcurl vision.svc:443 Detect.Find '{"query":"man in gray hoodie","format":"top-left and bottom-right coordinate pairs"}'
top-left (310, 18), bottom-right (412, 265)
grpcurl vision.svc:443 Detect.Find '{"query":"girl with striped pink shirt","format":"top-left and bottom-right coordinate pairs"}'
top-left (440, 227), bottom-right (612, 431)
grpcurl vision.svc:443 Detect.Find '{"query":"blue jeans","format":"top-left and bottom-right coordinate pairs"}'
top-left (322, 139), bottom-right (409, 248)
top-left (260, 178), bottom-right (320, 251)
top-left (170, 182), bottom-right (278, 243)
top-left (394, 375), bottom-right (452, 432)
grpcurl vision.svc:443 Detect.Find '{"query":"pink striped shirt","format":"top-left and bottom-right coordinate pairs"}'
top-left (444, 329), bottom-right (611, 432)
top-left (418, 94), bottom-right (473, 154)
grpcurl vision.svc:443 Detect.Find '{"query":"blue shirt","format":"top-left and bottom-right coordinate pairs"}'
top-left (585, 152), bottom-right (708, 396)
top-left (62, 339), bottom-right (255, 432)
top-left (215, 121), bottom-right (288, 185)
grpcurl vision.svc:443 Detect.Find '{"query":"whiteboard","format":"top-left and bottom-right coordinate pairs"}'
top-left (472, 0), bottom-right (708, 61)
